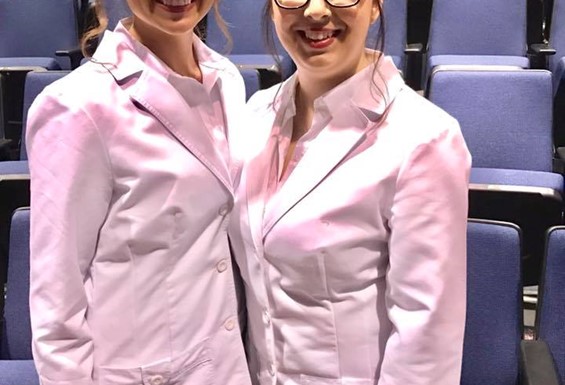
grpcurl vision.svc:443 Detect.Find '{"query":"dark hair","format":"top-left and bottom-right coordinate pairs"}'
top-left (81, 0), bottom-right (233, 58)
top-left (261, 0), bottom-right (387, 102)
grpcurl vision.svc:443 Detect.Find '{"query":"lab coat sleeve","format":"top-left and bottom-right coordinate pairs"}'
top-left (378, 123), bottom-right (471, 385)
top-left (26, 90), bottom-right (113, 385)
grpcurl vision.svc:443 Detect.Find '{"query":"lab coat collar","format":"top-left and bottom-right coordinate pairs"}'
top-left (273, 54), bottom-right (404, 124)
top-left (93, 20), bottom-right (233, 81)
top-left (254, 55), bottom-right (406, 237)
top-left (91, 21), bottom-right (235, 194)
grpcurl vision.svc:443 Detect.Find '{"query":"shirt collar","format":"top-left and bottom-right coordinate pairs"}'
top-left (275, 53), bottom-right (405, 125)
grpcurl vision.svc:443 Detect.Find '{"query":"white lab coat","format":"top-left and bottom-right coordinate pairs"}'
top-left (229, 57), bottom-right (471, 385)
top-left (27, 23), bottom-right (252, 385)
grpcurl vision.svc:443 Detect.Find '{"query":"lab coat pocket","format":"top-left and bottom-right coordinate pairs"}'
top-left (298, 374), bottom-right (373, 385)
top-left (167, 339), bottom-right (214, 385)
top-left (97, 340), bottom-right (213, 385)
top-left (97, 359), bottom-right (170, 385)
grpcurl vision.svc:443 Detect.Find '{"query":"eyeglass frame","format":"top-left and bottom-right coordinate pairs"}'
top-left (273, 0), bottom-right (361, 10)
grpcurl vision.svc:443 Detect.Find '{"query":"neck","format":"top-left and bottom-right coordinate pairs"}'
top-left (294, 50), bottom-right (378, 109)
top-left (129, 22), bottom-right (202, 81)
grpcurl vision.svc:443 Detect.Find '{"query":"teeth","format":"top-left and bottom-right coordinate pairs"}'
top-left (160, 0), bottom-right (192, 6)
top-left (304, 30), bottom-right (334, 41)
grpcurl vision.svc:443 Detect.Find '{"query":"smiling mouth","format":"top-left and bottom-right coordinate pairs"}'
top-left (300, 30), bottom-right (341, 48)
top-left (156, 0), bottom-right (194, 8)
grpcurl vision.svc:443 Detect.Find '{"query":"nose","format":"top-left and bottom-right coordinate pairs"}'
top-left (303, 0), bottom-right (331, 20)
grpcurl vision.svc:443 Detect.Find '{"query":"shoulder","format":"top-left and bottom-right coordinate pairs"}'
top-left (246, 77), bottom-right (293, 116)
top-left (386, 86), bottom-right (463, 147)
top-left (196, 39), bottom-right (246, 91)
top-left (33, 62), bottom-right (121, 111)
top-left (26, 62), bottom-right (128, 150)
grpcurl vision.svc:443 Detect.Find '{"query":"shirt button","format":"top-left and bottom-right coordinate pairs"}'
top-left (263, 310), bottom-right (271, 326)
top-left (218, 202), bottom-right (232, 217)
top-left (224, 318), bottom-right (236, 331)
top-left (150, 375), bottom-right (164, 385)
top-left (268, 363), bottom-right (276, 377)
top-left (216, 259), bottom-right (228, 273)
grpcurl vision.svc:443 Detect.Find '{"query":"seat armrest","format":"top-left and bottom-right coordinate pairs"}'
top-left (554, 147), bottom-right (565, 173)
top-left (529, 43), bottom-right (557, 56)
top-left (55, 47), bottom-right (84, 70)
top-left (529, 44), bottom-right (557, 69)
top-left (0, 139), bottom-right (14, 161)
top-left (404, 43), bottom-right (424, 55)
top-left (520, 340), bottom-right (560, 385)
top-left (404, 43), bottom-right (424, 90)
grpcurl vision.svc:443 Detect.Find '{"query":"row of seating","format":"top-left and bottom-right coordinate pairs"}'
top-left (2, 210), bottom-right (564, 384)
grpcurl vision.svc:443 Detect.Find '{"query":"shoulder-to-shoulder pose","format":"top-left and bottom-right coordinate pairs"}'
top-left (230, 0), bottom-right (472, 384)
top-left (27, 1), bottom-right (251, 384)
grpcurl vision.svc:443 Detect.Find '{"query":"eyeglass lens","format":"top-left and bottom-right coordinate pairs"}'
top-left (276, 0), bottom-right (359, 9)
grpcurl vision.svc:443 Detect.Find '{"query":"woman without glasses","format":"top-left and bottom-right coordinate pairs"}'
top-left (27, 1), bottom-right (252, 384)
top-left (229, 0), bottom-right (472, 383)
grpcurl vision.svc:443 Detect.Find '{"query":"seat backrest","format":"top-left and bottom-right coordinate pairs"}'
top-left (0, 0), bottom-right (80, 70)
top-left (367, 0), bottom-right (407, 67)
top-left (104, 0), bottom-right (131, 31)
top-left (239, 68), bottom-right (260, 101)
top-left (462, 219), bottom-right (523, 385)
top-left (536, 226), bottom-right (565, 382)
top-left (428, 67), bottom-right (553, 171)
top-left (206, 0), bottom-right (284, 55)
top-left (427, 0), bottom-right (527, 57)
top-left (550, 0), bottom-right (565, 72)
top-left (21, 71), bottom-right (71, 161)
top-left (1, 208), bottom-right (31, 360)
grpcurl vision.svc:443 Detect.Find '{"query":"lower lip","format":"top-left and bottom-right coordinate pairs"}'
top-left (308, 36), bottom-right (335, 49)
top-left (301, 32), bottom-right (338, 49)
top-left (156, 0), bottom-right (195, 13)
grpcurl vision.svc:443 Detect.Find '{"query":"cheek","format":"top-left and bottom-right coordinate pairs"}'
top-left (273, 16), bottom-right (298, 50)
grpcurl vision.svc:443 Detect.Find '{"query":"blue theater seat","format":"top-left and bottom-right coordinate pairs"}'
top-left (428, 66), bottom-right (563, 285)
top-left (240, 68), bottom-right (260, 101)
top-left (206, 0), bottom-right (294, 83)
top-left (424, 0), bottom-right (530, 89)
top-left (103, 0), bottom-right (132, 31)
top-left (367, 0), bottom-right (408, 71)
top-left (0, 0), bottom-right (82, 71)
top-left (520, 226), bottom-right (565, 385)
top-left (547, 0), bottom-right (565, 157)
top-left (0, 208), bottom-right (39, 385)
top-left (367, 0), bottom-right (424, 87)
top-left (463, 219), bottom-right (523, 385)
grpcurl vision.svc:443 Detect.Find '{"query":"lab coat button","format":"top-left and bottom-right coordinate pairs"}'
top-left (149, 375), bottom-right (164, 385)
top-left (224, 318), bottom-right (236, 331)
top-left (216, 259), bottom-right (228, 273)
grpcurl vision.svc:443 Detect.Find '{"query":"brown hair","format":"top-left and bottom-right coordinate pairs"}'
top-left (81, 0), bottom-right (233, 57)
top-left (81, 0), bottom-right (108, 57)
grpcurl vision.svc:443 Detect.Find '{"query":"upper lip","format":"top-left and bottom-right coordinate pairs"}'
top-left (296, 26), bottom-right (340, 32)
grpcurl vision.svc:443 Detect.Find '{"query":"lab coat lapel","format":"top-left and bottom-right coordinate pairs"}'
top-left (129, 72), bottom-right (232, 193)
top-left (245, 132), bottom-right (278, 254)
top-left (262, 105), bottom-right (371, 237)
top-left (261, 56), bottom-right (405, 236)
top-left (95, 26), bottom-right (233, 194)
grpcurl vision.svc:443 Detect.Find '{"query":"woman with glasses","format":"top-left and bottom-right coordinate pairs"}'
top-left (229, 0), bottom-right (471, 384)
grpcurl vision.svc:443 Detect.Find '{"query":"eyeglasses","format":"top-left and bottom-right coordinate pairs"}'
top-left (274, 0), bottom-right (361, 10)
